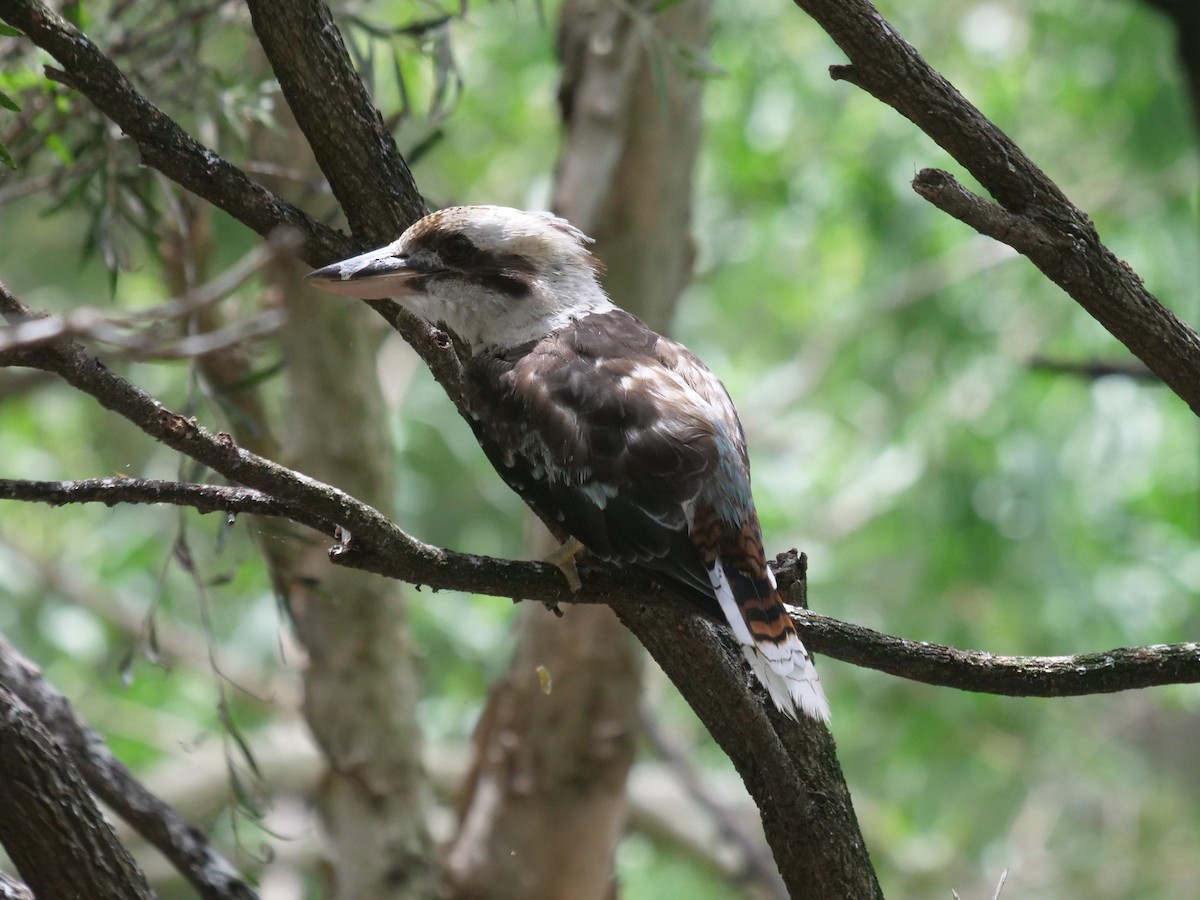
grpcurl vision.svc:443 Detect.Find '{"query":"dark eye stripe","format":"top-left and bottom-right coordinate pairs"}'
top-left (476, 271), bottom-right (531, 298)
top-left (409, 230), bottom-right (539, 298)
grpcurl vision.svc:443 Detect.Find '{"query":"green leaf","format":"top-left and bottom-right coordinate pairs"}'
top-left (45, 132), bottom-right (73, 165)
top-left (0, 23), bottom-right (22, 37)
top-left (0, 89), bottom-right (18, 112)
top-left (0, 140), bottom-right (13, 170)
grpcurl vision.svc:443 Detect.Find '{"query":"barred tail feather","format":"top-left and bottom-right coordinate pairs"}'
top-left (708, 558), bottom-right (831, 723)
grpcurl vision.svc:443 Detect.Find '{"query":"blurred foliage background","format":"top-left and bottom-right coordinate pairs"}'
top-left (2, 0), bottom-right (1199, 897)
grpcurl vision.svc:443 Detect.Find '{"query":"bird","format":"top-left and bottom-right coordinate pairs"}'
top-left (306, 205), bottom-right (830, 723)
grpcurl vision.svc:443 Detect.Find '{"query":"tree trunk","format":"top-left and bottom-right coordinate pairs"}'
top-left (163, 116), bottom-right (438, 898)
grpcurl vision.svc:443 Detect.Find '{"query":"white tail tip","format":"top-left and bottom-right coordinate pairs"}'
top-left (742, 643), bottom-right (831, 723)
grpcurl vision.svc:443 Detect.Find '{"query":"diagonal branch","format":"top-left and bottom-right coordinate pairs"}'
top-left (0, 682), bottom-right (156, 900)
top-left (792, 0), bottom-right (1200, 417)
top-left (243, 0), bottom-right (426, 243)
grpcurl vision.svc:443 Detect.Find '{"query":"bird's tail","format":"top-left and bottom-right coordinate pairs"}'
top-left (708, 557), bottom-right (830, 723)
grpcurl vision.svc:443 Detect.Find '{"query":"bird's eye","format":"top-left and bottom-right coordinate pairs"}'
top-left (443, 234), bottom-right (475, 265)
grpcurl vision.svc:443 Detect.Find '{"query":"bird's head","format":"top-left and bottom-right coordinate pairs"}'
top-left (306, 205), bottom-right (612, 351)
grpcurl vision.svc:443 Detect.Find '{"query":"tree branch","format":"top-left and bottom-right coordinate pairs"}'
top-left (794, 0), bottom-right (1200, 417)
top-left (243, 0), bottom-right (426, 242)
top-left (0, 477), bottom-right (318, 523)
top-left (1030, 355), bottom-right (1157, 382)
top-left (0, 284), bottom-right (434, 565)
top-left (0, 634), bottom-right (260, 900)
top-left (2, 443), bottom-right (1196, 702)
top-left (0, 682), bottom-right (156, 900)
top-left (796, 601), bottom-right (1200, 698)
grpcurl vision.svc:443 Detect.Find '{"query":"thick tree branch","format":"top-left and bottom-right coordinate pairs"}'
top-left (243, 0), bottom-right (425, 243)
top-left (0, 635), bottom-right (259, 900)
top-left (794, 0), bottom-right (1200, 417)
top-left (0, 683), bottom-right (156, 900)
top-left (615, 600), bottom-right (881, 899)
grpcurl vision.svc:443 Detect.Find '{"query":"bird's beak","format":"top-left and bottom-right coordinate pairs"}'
top-left (305, 245), bottom-right (433, 299)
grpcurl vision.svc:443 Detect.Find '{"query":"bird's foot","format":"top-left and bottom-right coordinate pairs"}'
top-left (544, 537), bottom-right (584, 592)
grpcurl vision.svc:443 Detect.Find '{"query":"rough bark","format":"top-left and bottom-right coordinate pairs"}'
top-left (0, 684), bottom-right (156, 900)
top-left (0, 633), bottom-right (258, 900)
top-left (443, 3), bottom-right (708, 897)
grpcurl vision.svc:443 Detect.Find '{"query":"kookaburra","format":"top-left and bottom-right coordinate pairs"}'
top-left (307, 205), bottom-right (830, 722)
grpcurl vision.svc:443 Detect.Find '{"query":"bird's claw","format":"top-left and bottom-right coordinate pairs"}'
top-left (544, 537), bottom-right (584, 593)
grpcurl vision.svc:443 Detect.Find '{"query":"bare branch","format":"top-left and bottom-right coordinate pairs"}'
top-left (910, 168), bottom-right (1043, 248)
top-left (0, 477), bottom-right (317, 523)
top-left (793, 606), bottom-right (1200, 698)
top-left (0, 307), bottom-right (284, 359)
top-left (795, 0), bottom-right (1200, 417)
top-left (0, 634), bottom-right (260, 900)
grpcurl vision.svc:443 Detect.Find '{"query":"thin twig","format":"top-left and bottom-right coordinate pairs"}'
top-left (1030, 356), bottom-right (1157, 381)
top-left (0, 308), bottom-right (284, 358)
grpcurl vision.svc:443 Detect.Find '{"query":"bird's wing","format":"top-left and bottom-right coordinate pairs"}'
top-left (464, 310), bottom-right (734, 604)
